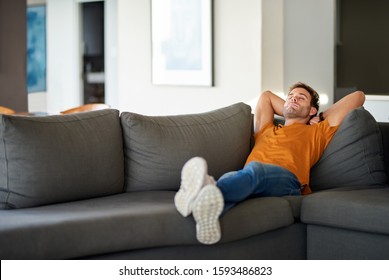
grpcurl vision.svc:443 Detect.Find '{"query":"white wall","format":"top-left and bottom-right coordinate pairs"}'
top-left (46, 0), bottom-right (82, 114)
top-left (116, 0), bottom-right (262, 115)
top-left (262, 0), bottom-right (335, 112)
top-left (104, 0), bottom-right (119, 109)
top-left (284, 0), bottom-right (335, 111)
top-left (41, 0), bottom-right (335, 115)
top-left (118, 0), bottom-right (335, 115)
top-left (364, 95), bottom-right (389, 122)
top-left (261, 0), bottom-right (284, 94)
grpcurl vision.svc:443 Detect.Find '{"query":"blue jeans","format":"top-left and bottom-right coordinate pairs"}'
top-left (216, 161), bottom-right (301, 212)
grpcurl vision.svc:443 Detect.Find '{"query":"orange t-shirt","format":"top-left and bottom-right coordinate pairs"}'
top-left (245, 119), bottom-right (338, 195)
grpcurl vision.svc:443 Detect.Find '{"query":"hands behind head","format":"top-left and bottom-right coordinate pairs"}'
top-left (309, 116), bottom-right (321, 125)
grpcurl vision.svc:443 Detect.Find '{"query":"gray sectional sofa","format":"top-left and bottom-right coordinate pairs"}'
top-left (0, 103), bottom-right (388, 260)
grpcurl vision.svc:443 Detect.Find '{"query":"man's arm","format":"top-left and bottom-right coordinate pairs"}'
top-left (254, 91), bottom-right (285, 133)
top-left (321, 91), bottom-right (365, 127)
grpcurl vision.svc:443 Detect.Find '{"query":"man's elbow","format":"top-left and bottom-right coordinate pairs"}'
top-left (353, 90), bottom-right (366, 106)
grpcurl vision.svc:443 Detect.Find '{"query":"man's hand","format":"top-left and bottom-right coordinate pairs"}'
top-left (309, 116), bottom-right (321, 125)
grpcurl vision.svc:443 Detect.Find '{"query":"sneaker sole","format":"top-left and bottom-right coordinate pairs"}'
top-left (192, 184), bottom-right (224, 245)
top-left (174, 157), bottom-right (207, 217)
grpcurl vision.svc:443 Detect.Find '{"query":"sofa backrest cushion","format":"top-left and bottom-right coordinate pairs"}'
top-left (310, 107), bottom-right (388, 191)
top-left (121, 102), bottom-right (253, 192)
top-left (0, 109), bottom-right (124, 209)
top-left (378, 122), bottom-right (389, 181)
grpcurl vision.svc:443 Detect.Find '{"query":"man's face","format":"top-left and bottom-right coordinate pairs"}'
top-left (283, 87), bottom-right (316, 119)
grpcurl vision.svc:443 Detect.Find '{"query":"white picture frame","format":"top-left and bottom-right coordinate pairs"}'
top-left (151, 0), bottom-right (213, 86)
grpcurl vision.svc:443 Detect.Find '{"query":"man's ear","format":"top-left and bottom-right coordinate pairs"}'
top-left (310, 107), bottom-right (318, 117)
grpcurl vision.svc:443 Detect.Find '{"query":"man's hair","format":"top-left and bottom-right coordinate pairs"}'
top-left (288, 82), bottom-right (320, 113)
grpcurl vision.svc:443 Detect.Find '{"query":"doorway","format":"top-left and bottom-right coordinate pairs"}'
top-left (335, 0), bottom-right (389, 100)
top-left (81, 1), bottom-right (105, 104)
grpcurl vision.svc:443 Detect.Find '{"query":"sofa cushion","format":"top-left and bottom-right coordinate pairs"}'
top-left (378, 122), bottom-right (389, 179)
top-left (120, 103), bottom-right (253, 192)
top-left (301, 187), bottom-right (389, 235)
top-left (0, 191), bottom-right (294, 259)
top-left (0, 109), bottom-right (124, 209)
top-left (310, 107), bottom-right (387, 191)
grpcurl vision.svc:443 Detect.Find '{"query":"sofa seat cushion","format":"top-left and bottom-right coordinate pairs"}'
top-left (0, 109), bottom-right (124, 209)
top-left (301, 187), bottom-right (389, 235)
top-left (0, 191), bottom-right (295, 259)
top-left (120, 103), bottom-right (253, 192)
top-left (220, 196), bottom-right (295, 243)
top-left (282, 195), bottom-right (304, 219)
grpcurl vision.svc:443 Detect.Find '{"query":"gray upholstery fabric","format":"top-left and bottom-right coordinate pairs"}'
top-left (282, 195), bottom-right (304, 219)
top-left (87, 224), bottom-right (307, 260)
top-left (0, 109), bottom-right (124, 209)
top-left (220, 196), bottom-right (295, 243)
top-left (0, 191), bottom-right (295, 259)
top-left (307, 225), bottom-right (389, 260)
top-left (301, 188), bottom-right (389, 235)
top-left (379, 122), bottom-right (389, 179)
top-left (310, 107), bottom-right (387, 191)
top-left (120, 103), bottom-right (253, 192)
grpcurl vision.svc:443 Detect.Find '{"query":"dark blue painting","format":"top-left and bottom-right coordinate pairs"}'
top-left (27, 5), bottom-right (46, 93)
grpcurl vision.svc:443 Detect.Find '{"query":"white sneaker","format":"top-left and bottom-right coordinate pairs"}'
top-left (174, 157), bottom-right (209, 217)
top-left (192, 184), bottom-right (224, 245)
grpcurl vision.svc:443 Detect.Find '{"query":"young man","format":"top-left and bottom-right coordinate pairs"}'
top-left (174, 82), bottom-right (365, 245)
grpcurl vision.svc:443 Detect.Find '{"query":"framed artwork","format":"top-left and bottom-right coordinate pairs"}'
top-left (151, 0), bottom-right (213, 86)
top-left (27, 5), bottom-right (47, 93)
